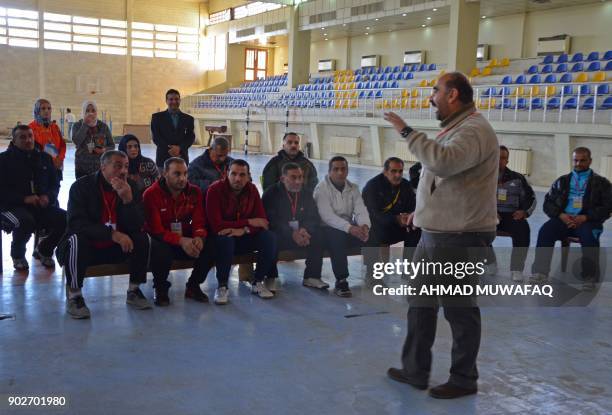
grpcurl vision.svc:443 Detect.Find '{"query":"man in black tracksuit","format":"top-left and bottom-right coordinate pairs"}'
top-left (497, 146), bottom-right (536, 280)
top-left (261, 132), bottom-right (319, 193)
top-left (56, 150), bottom-right (152, 319)
top-left (0, 125), bottom-right (66, 270)
top-left (362, 157), bottom-right (421, 248)
top-left (262, 162), bottom-right (329, 290)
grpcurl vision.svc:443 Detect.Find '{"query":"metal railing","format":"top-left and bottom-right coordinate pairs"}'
top-left (184, 81), bottom-right (612, 125)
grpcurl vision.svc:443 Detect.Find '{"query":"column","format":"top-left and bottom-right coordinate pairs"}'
top-left (447, 0), bottom-right (480, 74)
top-left (287, 6), bottom-right (310, 90)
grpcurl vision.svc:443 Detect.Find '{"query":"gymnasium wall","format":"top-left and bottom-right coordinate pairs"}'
top-left (0, 0), bottom-right (205, 136)
top-left (310, 2), bottom-right (612, 71)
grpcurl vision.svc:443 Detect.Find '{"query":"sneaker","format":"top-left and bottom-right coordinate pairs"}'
top-left (154, 287), bottom-right (170, 307)
top-left (126, 288), bottom-right (153, 310)
top-left (264, 277), bottom-right (279, 293)
top-left (34, 249), bottom-right (55, 268)
top-left (252, 281), bottom-right (274, 299)
top-left (214, 287), bottom-right (229, 305)
top-left (529, 273), bottom-right (548, 284)
top-left (511, 271), bottom-right (524, 282)
top-left (185, 283), bottom-right (209, 303)
top-left (303, 278), bottom-right (330, 289)
top-left (582, 281), bottom-right (596, 292)
top-left (334, 279), bottom-right (352, 298)
top-left (66, 296), bottom-right (91, 319)
top-left (12, 258), bottom-right (29, 271)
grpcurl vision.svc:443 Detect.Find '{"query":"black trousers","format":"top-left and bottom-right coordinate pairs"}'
top-left (57, 232), bottom-right (149, 290)
top-left (321, 227), bottom-right (365, 281)
top-left (269, 229), bottom-right (324, 279)
top-left (496, 212), bottom-right (531, 271)
top-left (1, 206), bottom-right (66, 258)
top-left (369, 224), bottom-right (421, 248)
top-left (149, 238), bottom-right (215, 289)
top-left (400, 230), bottom-right (495, 389)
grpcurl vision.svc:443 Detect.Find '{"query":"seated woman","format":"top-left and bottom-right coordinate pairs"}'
top-left (118, 134), bottom-right (159, 193)
top-left (29, 98), bottom-right (66, 180)
top-left (72, 100), bottom-right (115, 179)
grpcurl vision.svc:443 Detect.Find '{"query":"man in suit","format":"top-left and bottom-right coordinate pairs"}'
top-left (151, 89), bottom-right (196, 169)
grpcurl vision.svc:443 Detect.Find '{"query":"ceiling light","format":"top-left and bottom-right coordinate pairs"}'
top-left (421, 24), bottom-right (426, 27)
top-left (433, 8), bottom-right (438, 11)
top-left (324, 33), bottom-right (327, 36)
top-left (343, 23), bottom-right (347, 26)
top-left (366, 26), bottom-right (370, 29)
top-left (481, 15), bottom-right (486, 19)
top-left (325, 38), bottom-right (328, 41)
top-left (321, 27), bottom-right (325, 30)
top-left (426, 17), bottom-right (431, 20)
top-left (375, 18), bottom-right (379, 21)
top-left (365, 32), bottom-right (369, 35)
top-left (402, 13), bottom-right (407, 17)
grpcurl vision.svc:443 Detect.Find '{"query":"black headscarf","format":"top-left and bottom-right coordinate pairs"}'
top-left (118, 134), bottom-right (142, 175)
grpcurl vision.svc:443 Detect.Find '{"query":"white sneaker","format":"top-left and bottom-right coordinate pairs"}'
top-left (511, 271), bottom-right (524, 282)
top-left (214, 287), bottom-right (229, 305)
top-left (303, 278), bottom-right (330, 289)
top-left (264, 278), bottom-right (279, 293)
top-left (529, 273), bottom-right (548, 283)
top-left (252, 281), bottom-right (274, 299)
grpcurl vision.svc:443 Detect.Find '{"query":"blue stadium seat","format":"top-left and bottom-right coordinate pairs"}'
top-left (572, 52), bottom-right (584, 63)
top-left (603, 50), bottom-right (612, 60)
top-left (586, 61), bottom-right (601, 72)
top-left (544, 74), bottom-right (557, 83)
top-left (358, 90), bottom-right (366, 99)
top-left (556, 54), bottom-right (568, 63)
top-left (515, 75), bottom-right (526, 84)
top-left (375, 90), bottom-right (383, 98)
top-left (366, 90), bottom-right (374, 99)
top-left (606, 61), bottom-right (612, 71)
top-left (402, 72), bottom-right (414, 80)
top-left (384, 66), bottom-right (392, 73)
top-left (540, 64), bottom-right (553, 73)
top-left (581, 97), bottom-right (595, 109)
top-left (304, 84), bottom-right (311, 91)
top-left (377, 67), bottom-right (384, 74)
top-left (370, 74), bottom-right (378, 81)
top-left (356, 82), bottom-right (364, 89)
top-left (501, 76), bottom-right (512, 85)
top-left (586, 51), bottom-right (600, 62)
top-left (495, 98), bottom-right (512, 109)
top-left (556, 63), bottom-right (568, 73)
top-left (391, 81), bottom-right (399, 88)
top-left (570, 62), bottom-right (584, 72)
top-left (563, 97), bottom-right (578, 109)
top-left (355, 75), bottom-right (362, 82)
top-left (419, 64), bottom-right (428, 71)
top-left (364, 82), bottom-right (371, 89)
top-left (497, 87), bottom-right (512, 97)
top-left (528, 74), bottom-right (541, 84)
top-left (558, 85), bottom-right (574, 96)
top-left (527, 65), bottom-right (539, 74)
top-left (428, 63), bottom-right (437, 71)
top-left (381, 81), bottom-right (389, 89)
top-left (481, 87), bottom-right (495, 97)
top-left (601, 97), bottom-right (612, 110)
top-left (597, 84), bottom-right (610, 95)
top-left (542, 55), bottom-right (553, 64)
top-left (372, 82), bottom-right (380, 89)
top-left (530, 98), bottom-right (544, 109)
top-left (393, 65), bottom-right (401, 73)
top-left (546, 97), bottom-right (561, 109)
top-left (559, 73), bottom-right (572, 83)
top-left (516, 97), bottom-right (528, 109)
top-left (354, 69), bottom-right (362, 75)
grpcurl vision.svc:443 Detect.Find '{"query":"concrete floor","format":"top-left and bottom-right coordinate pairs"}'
top-left (1, 144), bottom-right (611, 415)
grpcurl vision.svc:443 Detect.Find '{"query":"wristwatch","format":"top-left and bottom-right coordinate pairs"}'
top-left (244, 226), bottom-right (250, 234)
top-left (400, 126), bottom-right (414, 138)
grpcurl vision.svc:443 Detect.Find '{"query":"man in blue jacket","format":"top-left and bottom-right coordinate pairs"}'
top-left (187, 136), bottom-right (233, 195)
top-left (0, 125), bottom-right (66, 270)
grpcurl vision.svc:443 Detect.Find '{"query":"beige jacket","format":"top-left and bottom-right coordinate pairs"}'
top-left (405, 104), bottom-right (499, 233)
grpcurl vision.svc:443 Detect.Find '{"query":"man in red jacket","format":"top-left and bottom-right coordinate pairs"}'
top-left (205, 159), bottom-right (277, 304)
top-left (144, 157), bottom-right (214, 306)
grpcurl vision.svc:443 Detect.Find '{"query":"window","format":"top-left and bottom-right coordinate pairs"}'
top-left (2, 7), bottom-right (39, 48)
top-left (234, 2), bottom-right (282, 20)
top-left (244, 48), bottom-right (267, 81)
top-left (131, 21), bottom-right (199, 61)
top-left (214, 34), bottom-right (226, 70)
top-left (209, 9), bottom-right (230, 25)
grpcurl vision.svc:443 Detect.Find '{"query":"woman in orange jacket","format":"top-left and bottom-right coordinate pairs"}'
top-left (29, 98), bottom-right (66, 179)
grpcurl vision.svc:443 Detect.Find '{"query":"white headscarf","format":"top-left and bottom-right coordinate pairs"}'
top-left (81, 100), bottom-right (98, 127)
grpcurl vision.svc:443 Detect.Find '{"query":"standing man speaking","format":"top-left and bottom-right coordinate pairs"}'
top-left (384, 72), bottom-right (499, 399)
top-left (151, 89), bottom-right (195, 169)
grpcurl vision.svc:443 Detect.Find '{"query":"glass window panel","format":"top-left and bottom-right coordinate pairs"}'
top-left (101, 37), bottom-right (126, 46)
top-left (155, 41), bottom-right (176, 50)
top-left (132, 39), bottom-right (153, 48)
top-left (73, 25), bottom-right (99, 35)
top-left (214, 34), bottom-right (225, 70)
top-left (0, 8), bottom-right (5, 16)
top-left (132, 22), bottom-right (154, 30)
top-left (8, 28), bottom-right (38, 38)
top-left (73, 43), bottom-right (99, 52)
top-left (101, 28), bottom-right (126, 38)
top-left (73, 35), bottom-right (98, 44)
top-left (44, 13), bottom-right (71, 22)
top-left (257, 70), bottom-right (266, 79)
top-left (246, 49), bottom-right (255, 68)
top-left (155, 33), bottom-right (175, 41)
top-left (132, 48), bottom-right (153, 57)
top-left (73, 16), bottom-right (98, 25)
top-left (155, 50), bottom-right (176, 59)
top-left (178, 26), bottom-right (198, 34)
top-left (245, 69), bottom-right (254, 81)
top-left (177, 34), bottom-right (197, 43)
top-left (0, 36), bottom-right (7, 44)
top-left (0, 28), bottom-right (6, 35)
top-left (8, 9), bottom-right (38, 19)
top-left (9, 38), bottom-right (38, 48)
top-left (44, 41), bottom-right (71, 50)
top-left (8, 18), bottom-right (38, 29)
top-left (44, 31), bottom-right (71, 41)
top-left (178, 52), bottom-right (197, 61)
top-left (209, 9), bottom-right (230, 25)
top-left (44, 22), bottom-right (71, 32)
top-left (257, 50), bottom-right (267, 69)
top-left (155, 24), bottom-right (177, 33)
top-left (178, 42), bottom-right (197, 52)
top-left (131, 30), bottom-right (153, 40)
top-left (100, 19), bottom-right (126, 28)
top-left (101, 46), bottom-right (126, 55)
top-left (0, 17), bottom-right (5, 25)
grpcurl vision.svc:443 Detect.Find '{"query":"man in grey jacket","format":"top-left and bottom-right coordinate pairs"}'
top-left (384, 72), bottom-right (499, 399)
top-left (314, 156), bottom-right (371, 297)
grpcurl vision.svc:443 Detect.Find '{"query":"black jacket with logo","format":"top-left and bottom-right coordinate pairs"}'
top-left (261, 150), bottom-right (319, 193)
top-left (362, 173), bottom-right (416, 229)
top-left (497, 167), bottom-right (536, 215)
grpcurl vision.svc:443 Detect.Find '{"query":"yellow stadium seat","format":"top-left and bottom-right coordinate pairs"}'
top-left (421, 98), bottom-right (431, 108)
top-left (410, 99), bottom-right (419, 109)
top-left (401, 98), bottom-right (409, 109)
top-left (418, 79), bottom-right (428, 88)
top-left (545, 85), bottom-right (556, 97)
top-left (428, 79), bottom-right (436, 87)
top-left (401, 89), bottom-right (409, 98)
top-left (488, 58), bottom-right (499, 67)
top-left (470, 68), bottom-right (480, 77)
top-left (411, 89), bottom-right (419, 98)
top-left (511, 86), bottom-right (525, 97)
top-left (350, 91), bottom-right (358, 99)
top-left (529, 86), bottom-right (541, 96)
top-left (350, 82), bottom-right (356, 89)
top-left (478, 98), bottom-right (495, 109)
top-left (500, 57), bottom-right (510, 67)
top-left (342, 100), bottom-right (350, 109)
top-left (349, 99), bottom-right (358, 109)
top-left (333, 83), bottom-right (340, 90)
top-left (391, 99), bottom-right (400, 109)
top-left (591, 72), bottom-right (606, 82)
top-left (574, 73), bottom-right (588, 83)
top-left (481, 67), bottom-right (492, 76)
top-left (335, 100), bottom-right (343, 109)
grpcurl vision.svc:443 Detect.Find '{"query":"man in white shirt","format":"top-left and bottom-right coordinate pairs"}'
top-left (64, 108), bottom-right (76, 140)
top-left (314, 156), bottom-right (371, 297)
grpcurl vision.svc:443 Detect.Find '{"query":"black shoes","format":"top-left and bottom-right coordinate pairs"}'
top-left (334, 278), bottom-right (352, 297)
top-left (386, 368), bottom-right (428, 390)
top-left (184, 283), bottom-right (209, 303)
top-left (428, 382), bottom-right (477, 399)
top-left (154, 287), bottom-right (170, 307)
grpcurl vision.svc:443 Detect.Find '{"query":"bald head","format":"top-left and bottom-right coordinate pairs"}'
top-left (430, 72), bottom-right (473, 121)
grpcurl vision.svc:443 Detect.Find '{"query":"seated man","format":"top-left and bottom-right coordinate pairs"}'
top-left (531, 147), bottom-right (612, 290)
top-left (496, 145), bottom-right (536, 281)
top-left (56, 150), bottom-right (152, 319)
top-left (0, 125), bottom-right (66, 270)
top-left (362, 157), bottom-right (421, 250)
top-left (206, 159), bottom-right (277, 303)
top-left (187, 136), bottom-right (234, 195)
top-left (262, 132), bottom-right (318, 193)
top-left (262, 162), bottom-right (328, 291)
top-left (314, 156), bottom-right (371, 297)
top-left (144, 157), bottom-right (214, 306)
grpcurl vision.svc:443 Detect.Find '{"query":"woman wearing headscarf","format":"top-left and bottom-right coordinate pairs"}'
top-left (118, 134), bottom-right (159, 193)
top-left (29, 98), bottom-right (67, 178)
top-left (72, 100), bottom-right (114, 179)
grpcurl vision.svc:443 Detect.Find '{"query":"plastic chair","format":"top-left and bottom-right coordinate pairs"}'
top-left (515, 75), bottom-right (527, 84)
top-left (586, 61), bottom-right (601, 72)
top-left (581, 97), bottom-right (595, 110)
top-left (559, 73), bottom-right (572, 83)
top-left (570, 53), bottom-right (583, 63)
top-left (481, 67), bottom-right (493, 76)
top-left (542, 55), bottom-right (553, 64)
top-left (500, 58), bottom-right (510, 67)
top-left (606, 61), bottom-right (612, 71)
top-left (574, 73), bottom-right (588, 83)
top-left (555, 63), bottom-right (568, 73)
top-left (470, 67), bottom-right (481, 77)
top-left (530, 97), bottom-right (544, 109)
top-left (529, 74), bottom-right (542, 84)
top-left (586, 51), bottom-right (600, 62)
top-left (541, 64), bottom-right (553, 74)
top-left (544, 74), bottom-right (557, 83)
top-left (591, 72), bottom-right (606, 82)
top-left (495, 98), bottom-right (512, 109)
top-left (604, 50), bottom-right (612, 60)
top-left (596, 84), bottom-right (609, 95)
top-left (556, 54), bottom-right (568, 63)
top-left (570, 62), bottom-right (584, 72)
top-left (546, 97), bottom-right (561, 109)
top-left (600, 97), bottom-right (612, 110)
top-left (428, 63), bottom-right (436, 71)
top-left (501, 75), bottom-right (512, 85)
top-left (563, 97), bottom-right (578, 109)
top-left (579, 84), bottom-right (592, 95)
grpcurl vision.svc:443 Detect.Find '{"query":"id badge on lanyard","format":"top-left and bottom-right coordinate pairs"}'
top-left (44, 142), bottom-right (59, 158)
top-left (497, 188), bottom-right (507, 201)
top-left (170, 221), bottom-right (183, 236)
top-left (289, 220), bottom-right (299, 231)
top-left (106, 221), bottom-right (117, 230)
top-left (572, 197), bottom-right (583, 210)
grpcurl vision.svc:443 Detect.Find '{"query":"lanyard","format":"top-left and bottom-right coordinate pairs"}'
top-left (382, 188), bottom-right (401, 213)
top-left (286, 190), bottom-right (299, 219)
top-left (436, 112), bottom-right (479, 139)
top-left (235, 193), bottom-right (244, 221)
top-left (99, 183), bottom-right (117, 223)
top-left (213, 162), bottom-right (227, 180)
top-left (171, 192), bottom-right (185, 222)
top-left (572, 173), bottom-right (588, 194)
